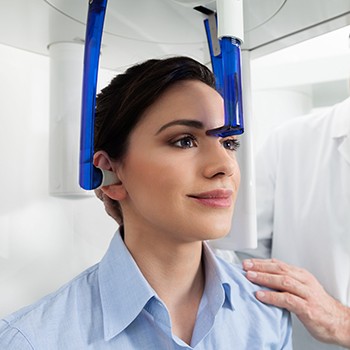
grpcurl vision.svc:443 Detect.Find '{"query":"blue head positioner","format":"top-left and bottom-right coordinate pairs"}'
top-left (204, 0), bottom-right (244, 137)
top-left (79, 0), bottom-right (109, 190)
top-left (79, 0), bottom-right (245, 190)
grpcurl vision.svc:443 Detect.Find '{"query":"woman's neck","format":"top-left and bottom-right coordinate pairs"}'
top-left (122, 224), bottom-right (205, 345)
top-left (124, 224), bottom-right (204, 299)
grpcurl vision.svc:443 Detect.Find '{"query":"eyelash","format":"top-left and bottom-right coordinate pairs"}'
top-left (222, 138), bottom-right (240, 151)
top-left (170, 134), bottom-right (240, 151)
top-left (171, 135), bottom-right (197, 149)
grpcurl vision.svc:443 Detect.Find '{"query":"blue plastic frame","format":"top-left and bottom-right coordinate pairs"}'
top-left (204, 17), bottom-right (244, 137)
top-left (79, 3), bottom-right (244, 190)
top-left (79, 0), bottom-right (108, 190)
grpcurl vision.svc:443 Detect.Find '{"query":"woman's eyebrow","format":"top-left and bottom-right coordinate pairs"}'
top-left (156, 119), bottom-right (204, 135)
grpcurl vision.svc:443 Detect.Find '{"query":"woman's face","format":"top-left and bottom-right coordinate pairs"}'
top-left (117, 80), bottom-right (241, 243)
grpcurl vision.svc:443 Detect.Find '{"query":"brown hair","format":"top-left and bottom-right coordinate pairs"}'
top-left (94, 56), bottom-right (216, 224)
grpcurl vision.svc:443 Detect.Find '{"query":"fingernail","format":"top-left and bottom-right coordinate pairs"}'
top-left (247, 271), bottom-right (257, 278)
top-left (243, 259), bottom-right (254, 268)
top-left (256, 291), bottom-right (265, 298)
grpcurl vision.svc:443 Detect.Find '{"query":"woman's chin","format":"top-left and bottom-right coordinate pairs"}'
top-left (196, 221), bottom-right (232, 241)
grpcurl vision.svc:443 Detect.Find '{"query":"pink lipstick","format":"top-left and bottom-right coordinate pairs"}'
top-left (188, 189), bottom-right (233, 208)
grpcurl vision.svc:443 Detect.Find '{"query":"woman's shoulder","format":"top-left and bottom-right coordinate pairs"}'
top-left (0, 320), bottom-right (34, 349)
top-left (0, 263), bottom-right (101, 348)
top-left (215, 253), bottom-right (290, 319)
top-left (215, 254), bottom-right (259, 292)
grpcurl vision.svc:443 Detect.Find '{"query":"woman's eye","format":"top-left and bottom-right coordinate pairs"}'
top-left (222, 138), bottom-right (240, 151)
top-left (172, 136), bottom-right (197, 149)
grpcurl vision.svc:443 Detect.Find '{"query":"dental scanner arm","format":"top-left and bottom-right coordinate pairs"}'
top-left (79, 0), bottom-right (116, 190)
top-left (206, 0), bottom-right (245, 137)
top-left (79, 0), bottom-right (245, 190)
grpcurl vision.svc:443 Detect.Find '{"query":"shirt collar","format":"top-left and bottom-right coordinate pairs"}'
top-left (98, 230), bottom-right (156, 341)
top-left (202, 242), bottom-right (234, 312)
top-left (98, 231), bottom-right (234, 341)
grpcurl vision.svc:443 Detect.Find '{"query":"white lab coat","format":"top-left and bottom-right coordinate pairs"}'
top-left (255, 97), bottom-right (350, 350)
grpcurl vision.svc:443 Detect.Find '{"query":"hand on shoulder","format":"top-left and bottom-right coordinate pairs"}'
top-left (242, 258), bottom-right (350, 348)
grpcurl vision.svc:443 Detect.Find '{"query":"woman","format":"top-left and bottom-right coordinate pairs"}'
top-left (0, 56), bottom-right (292, 349)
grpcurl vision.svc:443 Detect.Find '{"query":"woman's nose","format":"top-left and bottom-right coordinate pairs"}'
top-left (201, 142), bottom-right (237, 179)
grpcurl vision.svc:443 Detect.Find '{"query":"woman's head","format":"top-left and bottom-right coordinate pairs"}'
top-left (94, 56), bottom-right (240, 240)
top-left (94, 56), bottom-right (216, 225)
top-left (94, 56), bottom-right (216, 161)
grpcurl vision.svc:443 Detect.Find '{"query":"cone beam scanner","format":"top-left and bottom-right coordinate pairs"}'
top-left (205, 0), bottom-right (245, 137)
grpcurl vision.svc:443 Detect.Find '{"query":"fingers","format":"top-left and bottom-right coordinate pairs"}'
top-left (243, 258), bottom-right (311, 285)
top-left (242, 258), bottom-right (319, 301)
top-left (254, 289), bottom-right (307, 315)
top-left (256, 289), bottom-right (350, 347)
top-left (245, 269), bottom-right (310, 299)
top-left (242, 258), bottom-right (350, 347)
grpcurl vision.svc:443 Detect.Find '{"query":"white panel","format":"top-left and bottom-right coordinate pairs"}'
top-left (48, 42), bottom-right (87, 197)
top-left (0, 44), bottom-right (117, 318)
top-left (210, 51), bottom-right (257, 250)
top-left (252, 87), bottom-right (313, 151)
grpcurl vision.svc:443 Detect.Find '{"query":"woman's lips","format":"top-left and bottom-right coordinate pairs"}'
top-left (188, 189), bottom-right (233, 208)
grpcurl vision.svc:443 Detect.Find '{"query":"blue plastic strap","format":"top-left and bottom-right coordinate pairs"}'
top-left (79, 0), bottom-right (108, 190)
top-left (204, 17), bottom-right (244, 137)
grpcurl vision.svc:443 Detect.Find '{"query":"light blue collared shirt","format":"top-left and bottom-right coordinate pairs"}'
top-left (0, 231), bottom-right (292, 349)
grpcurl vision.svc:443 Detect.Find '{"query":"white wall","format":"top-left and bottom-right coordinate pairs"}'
top-left (0, 44), bottom-right (117, 317)
top-left (250, 25), bottom-right (350, 152)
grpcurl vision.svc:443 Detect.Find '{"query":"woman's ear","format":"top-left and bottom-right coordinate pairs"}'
top-left (93, 151), bottom-right (127, 201)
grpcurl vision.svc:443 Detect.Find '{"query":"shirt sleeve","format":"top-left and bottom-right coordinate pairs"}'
top-left (0, 320), bottom-right (34, 350)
